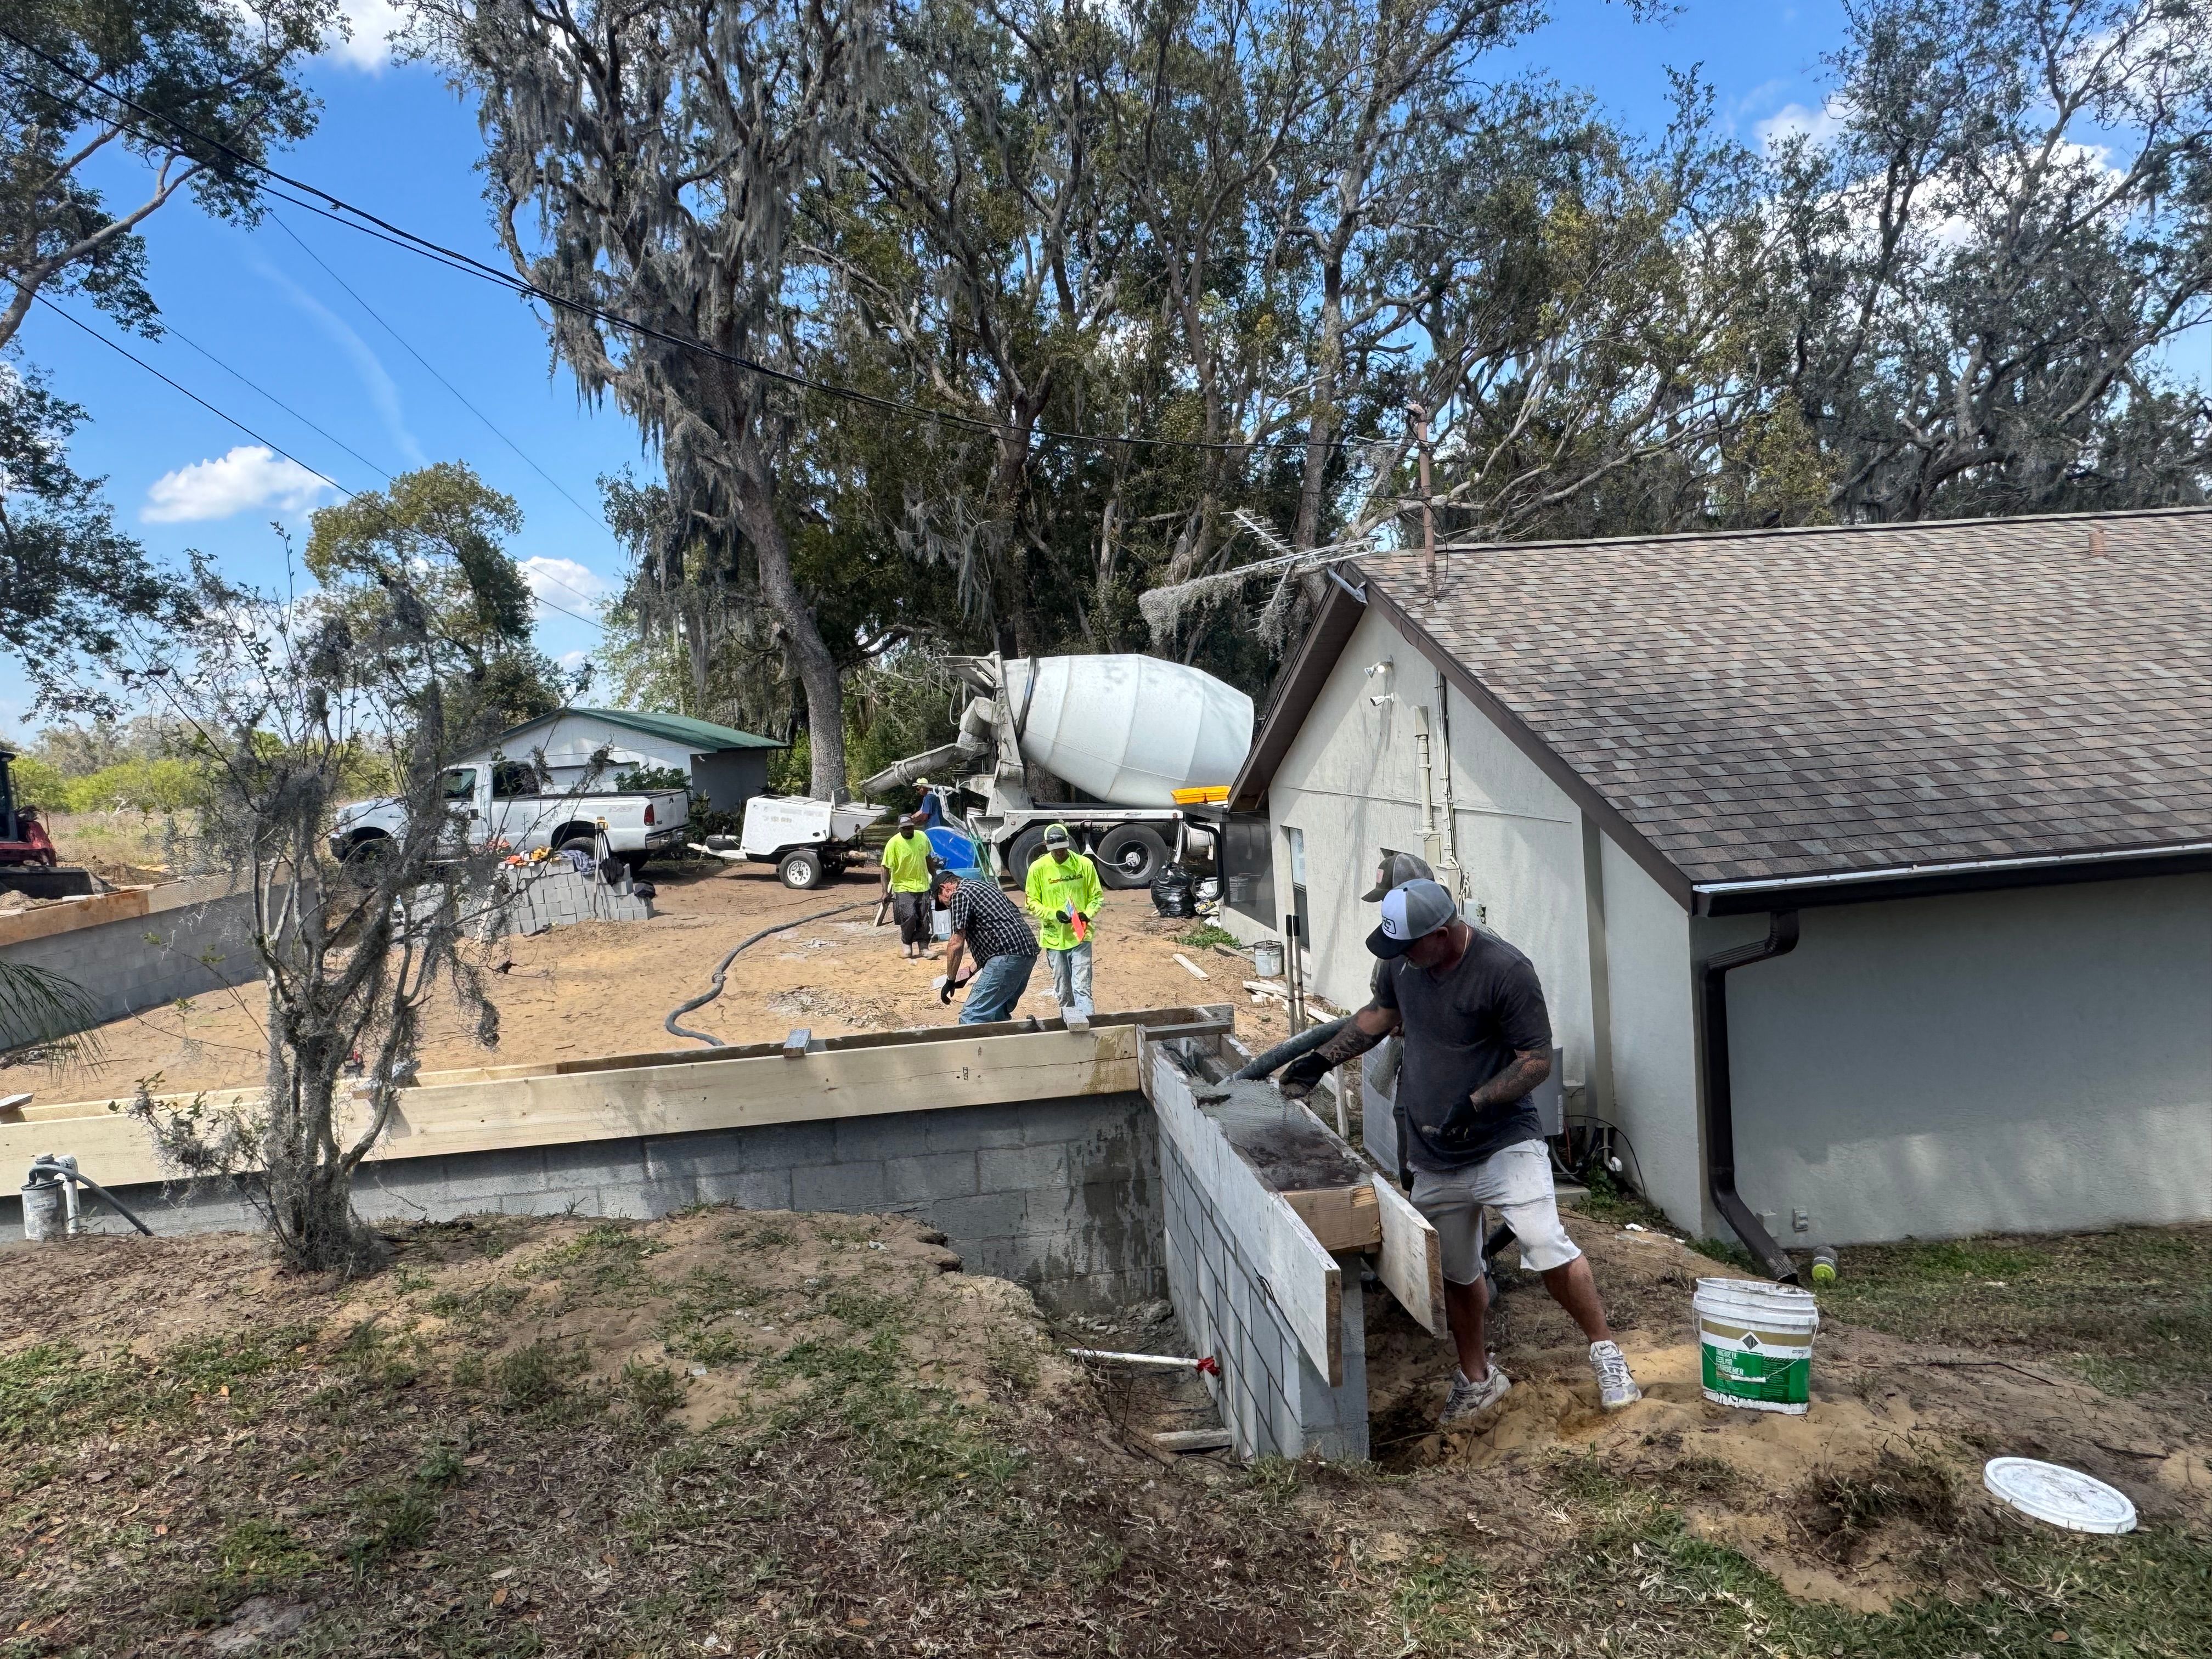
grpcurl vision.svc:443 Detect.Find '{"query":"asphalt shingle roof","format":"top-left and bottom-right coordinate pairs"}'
top-left (1356, 507), bottom-right (2212, 887)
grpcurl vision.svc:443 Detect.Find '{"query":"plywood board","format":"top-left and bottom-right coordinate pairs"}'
top-left (1143, 1040), bottom-right (1343, 1385)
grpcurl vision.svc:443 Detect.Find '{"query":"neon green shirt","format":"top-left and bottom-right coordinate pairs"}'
top-left (1025, 847), bottom-right (1102, 952)
top-left (881, 831), bottom-right (933, 894)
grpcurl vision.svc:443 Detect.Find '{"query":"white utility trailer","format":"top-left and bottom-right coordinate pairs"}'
top-left (714, 795), bottom-right (886, 889)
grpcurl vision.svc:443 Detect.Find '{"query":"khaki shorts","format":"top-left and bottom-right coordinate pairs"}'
top-left (1410, 1139), bottom-right (1581, 1284)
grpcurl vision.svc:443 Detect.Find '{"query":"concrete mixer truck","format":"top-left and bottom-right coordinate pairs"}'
top-left (857, 654), bottom-right (1254, 889)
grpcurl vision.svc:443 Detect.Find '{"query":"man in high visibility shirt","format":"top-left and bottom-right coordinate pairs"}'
top-left (1024, 822), bottom-right (1102, 1018)
top-left (878, 814), bottom-right (937, 961)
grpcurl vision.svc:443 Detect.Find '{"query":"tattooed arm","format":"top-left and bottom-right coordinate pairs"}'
top-left (1277, 1005), bottom-right (1401, 1100)
top-left (1432, 1047), bottom-right (1552, 1143)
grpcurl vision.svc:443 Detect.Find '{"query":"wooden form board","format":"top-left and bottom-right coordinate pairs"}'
top-left (1208, 1030), bottom-right (1447, 1341)
top-left (0, 1015), bottom-right (1170, 1191)
top-left (1142, 1037), bottom-right (1344, 1386)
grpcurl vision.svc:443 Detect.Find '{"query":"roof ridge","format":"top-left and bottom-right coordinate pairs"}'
top-left (1407, 500), bottom-right (2212, 558)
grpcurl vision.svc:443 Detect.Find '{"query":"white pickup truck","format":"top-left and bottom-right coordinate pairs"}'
top-left (328, 759), bottom-right (690, 871)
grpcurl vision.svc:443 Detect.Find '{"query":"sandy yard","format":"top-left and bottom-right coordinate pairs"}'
top-left (20, 860), bottom-right (1300, 1103)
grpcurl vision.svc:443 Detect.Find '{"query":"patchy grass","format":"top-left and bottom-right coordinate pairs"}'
top-left (1819, 1224), bottom-right (2212, 1411)
top-left (1177, 922), bottom-right (1241, 951)
top-left (1367, 1451), bottom-right (2211, 1658)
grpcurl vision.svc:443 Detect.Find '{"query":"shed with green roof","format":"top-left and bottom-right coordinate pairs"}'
top-left (482, 708), bottom-right (786, 812)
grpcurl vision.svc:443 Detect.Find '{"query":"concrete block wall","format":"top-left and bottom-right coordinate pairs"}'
top-left (0, 888), bottom-right (264, 1029)
top-left (0, 1090), bottom-right (1165, 1314)
top-left (1160, 1135), bottom-right (1368, 1461)
top-left (498, 866), bottom-right (650, 934)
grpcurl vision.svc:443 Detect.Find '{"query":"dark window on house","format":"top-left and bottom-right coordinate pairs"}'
top-left (1222, 811), bottom-right (1276, 925)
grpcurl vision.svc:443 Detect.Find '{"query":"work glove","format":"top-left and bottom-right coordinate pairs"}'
top-left (940, 979), bottom-right (957, 1006)
top-left (1277, 1051), bottom-right (1330, 1102)
top-left (1058, 905), bottom-right (1075, 922)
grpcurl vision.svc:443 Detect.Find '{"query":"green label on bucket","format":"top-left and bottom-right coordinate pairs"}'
top-left (1702, 1345), bottom-right (1810, 1404)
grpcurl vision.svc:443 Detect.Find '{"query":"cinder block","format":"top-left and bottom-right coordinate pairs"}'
top-left (924, 1102), bottom-right (1028, 1150)
top-left (791, 1160), bottom-right (890, 1213)
top-left (833, 1112), bottom-right (938, 1163)
top-left (729, 1120), bottom-right (840, 1169)
top-left (883, 1152), bottom-right (979, 1202)
top-left (918, 1189), bottom-right (1028, 1245)
top-left (690, 1166), bottom-right (796, 1211)
top-left (977, 1142), bottom-right (1076, 1194)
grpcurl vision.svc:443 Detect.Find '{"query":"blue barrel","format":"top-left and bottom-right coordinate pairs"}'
top-left (926, 826), bottom-right (985, 878)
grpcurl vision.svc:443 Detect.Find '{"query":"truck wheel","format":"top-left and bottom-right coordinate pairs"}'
top-left (1095, 824), bottom-right (1169, 889)
top-left (778, 848), bottom-right (826, 890)
top-left (339, 831), bottom-right (393, 881)
top-left (1005, 827), bottom-right (1047, 886)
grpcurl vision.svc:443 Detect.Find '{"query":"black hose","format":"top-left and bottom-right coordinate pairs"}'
top-left (29, 1158), bottom-right (154, 1235)
top-left (1228, 1014), bottom-right (1353, 1081)
top-left (664, 901), bottom-right (877, 1046)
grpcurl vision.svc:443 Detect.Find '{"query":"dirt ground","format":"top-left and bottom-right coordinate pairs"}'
top-left (4, 1206), bottom-right (2209, 1656)
top-left (19, 860), bottom-right (1298, 1103)
top-left (1361, 1217), bottom-right (2212, 1611)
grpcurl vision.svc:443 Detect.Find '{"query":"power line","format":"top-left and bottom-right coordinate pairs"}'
top-left (35, 295), bottom-right (610, 636)
top-left (162, 299), bottom-right (614, 616)
top-left (268, 209), bottom-right (621, 556)
top-left (0, 30), bottom-right (1407, 465)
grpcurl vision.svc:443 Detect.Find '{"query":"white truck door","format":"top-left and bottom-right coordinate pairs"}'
top-left (436, 766), bottom-right (484, 851)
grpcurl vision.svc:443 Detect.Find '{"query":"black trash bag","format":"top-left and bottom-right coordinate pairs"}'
top-left (1150, 862), bottom-right (1198, 918)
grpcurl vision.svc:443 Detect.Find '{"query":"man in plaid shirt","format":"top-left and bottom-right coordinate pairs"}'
top-left (932, 868), bottom-right (1039, 1024)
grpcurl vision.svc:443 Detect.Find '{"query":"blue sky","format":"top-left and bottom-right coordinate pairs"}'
top-left (3, 0), bottom-right (1850, 739)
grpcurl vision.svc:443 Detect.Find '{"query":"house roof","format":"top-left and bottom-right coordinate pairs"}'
top-left (1238, 506), bottom-right (2212, 907)
top-left (501, 708), bottom-right (786, 754)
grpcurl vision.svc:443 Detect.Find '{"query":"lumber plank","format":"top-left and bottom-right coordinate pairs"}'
top-left (1279, 1098), bottom-right (1446, 1339)
top-left (1151, 1427), bottom-right (1233, 1452)
top-left (1369, 1173), bottom-right (1447, 1336)
top-left (1143, 1042), bottom-right (1342, 1385)
top-left (781, 1029), bottom-right (812, 1059)
top-left (1281, 1183), bottom-right (1381, 1252)
top-left (1, 1020), bottom-right (1145, 1190)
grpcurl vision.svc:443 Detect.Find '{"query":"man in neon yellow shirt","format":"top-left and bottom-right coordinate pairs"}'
top-left (878, 814), bottom-right (936, 960)
top-left (1024, 822), bottom-right (1102, 1018)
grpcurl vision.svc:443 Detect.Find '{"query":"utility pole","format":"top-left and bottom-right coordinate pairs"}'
top-left (1409, 402), bottom-right (1436, 597)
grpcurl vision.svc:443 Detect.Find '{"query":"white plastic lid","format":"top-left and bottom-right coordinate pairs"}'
top-left (1983, 1458), bottom-right (2138, 1534)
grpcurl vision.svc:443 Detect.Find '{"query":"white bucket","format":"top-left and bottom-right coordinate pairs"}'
top-left (1693, 1277), bottom-right (1820, 1414)
top-left (1251, 939), bottom-right (1284, 977)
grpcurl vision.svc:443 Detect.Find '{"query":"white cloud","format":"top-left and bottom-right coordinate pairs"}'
top-left (556, 648), bottom-right (591, 672)
top-left (520, 556), bottom-right (612, 620)
top-left (1757, 100), bottom-right (1848, 153)
top-left (325, 0), bottom-right (408, 72)
top-left (144, 447), bottom-right (331, 523)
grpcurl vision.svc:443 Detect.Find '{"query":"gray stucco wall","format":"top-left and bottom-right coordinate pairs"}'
top-left (0, 888), bottom-right (263, 1032)
top-left (1703, 873), bottom-right (2212, 1246)
top-left (1598, 837), bottom-right (1706, 1233)
top-left (1261, 607), bottom-right (1597, 1083)
top-left (1160, 1133), bottom-right (1368, 1460)
top-left (1, 1090), bottom-right (1167, 1313)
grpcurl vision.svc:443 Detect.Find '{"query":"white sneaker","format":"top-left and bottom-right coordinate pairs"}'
top-left (1439, 1364), bottom-right (1511, 1425)
top-left (1589, 1340), bottom-right (1641, 1409)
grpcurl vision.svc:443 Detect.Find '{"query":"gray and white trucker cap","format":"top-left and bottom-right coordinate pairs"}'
top-left (1366, 878), bottom-right (1456, 958)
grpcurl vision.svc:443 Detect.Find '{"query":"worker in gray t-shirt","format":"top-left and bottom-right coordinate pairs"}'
top-left (1276, 878), bottom-right (1641, 1426)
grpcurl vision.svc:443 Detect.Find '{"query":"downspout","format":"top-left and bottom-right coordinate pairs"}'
top-left (1699, 911), bottom-right (1801, 1284)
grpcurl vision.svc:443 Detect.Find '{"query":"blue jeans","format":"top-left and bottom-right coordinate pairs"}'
top-left (1047, 941), bottom-right (1094, 1018)
top-left (958, 950), bottom-right (1035, 1024)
